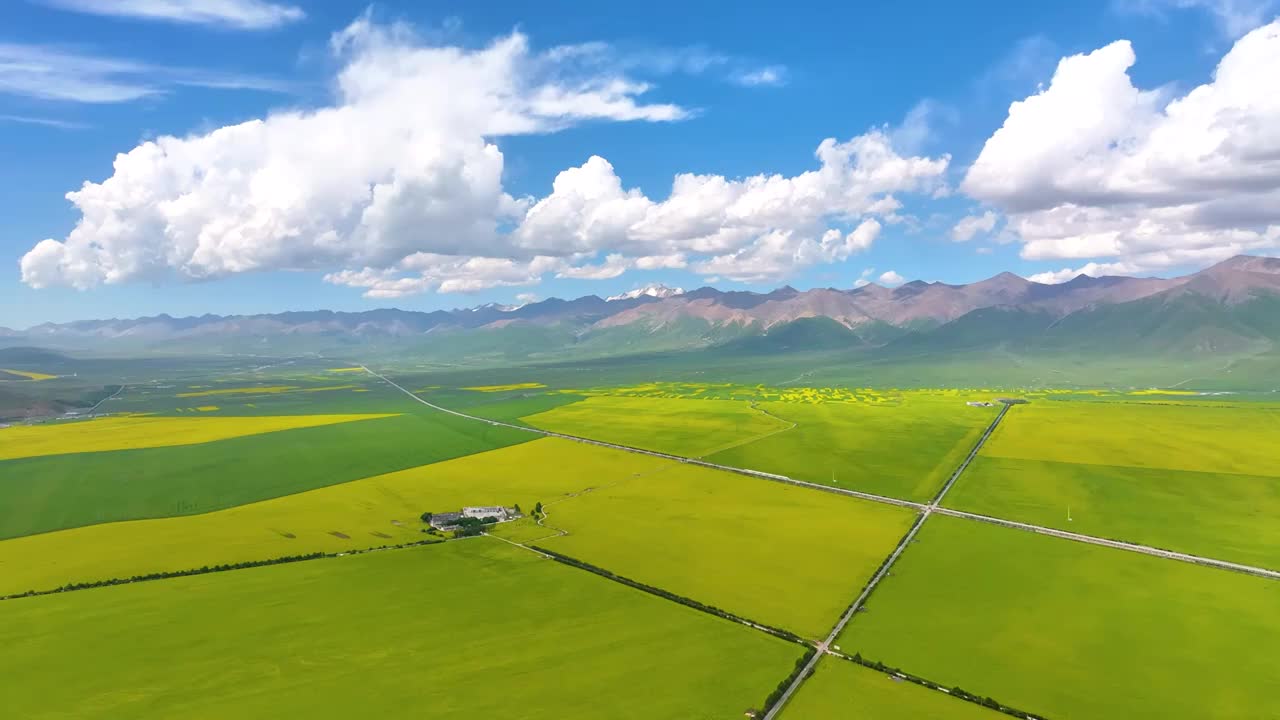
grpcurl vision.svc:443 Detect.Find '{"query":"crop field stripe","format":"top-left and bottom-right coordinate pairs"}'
top-left (365, 366), bottom-right (1280, 580)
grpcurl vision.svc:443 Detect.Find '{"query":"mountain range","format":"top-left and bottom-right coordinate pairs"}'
top-left (4, 255), bottom-right (1280, 363)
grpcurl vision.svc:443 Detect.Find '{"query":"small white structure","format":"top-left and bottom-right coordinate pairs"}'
top-left (462, 506), bottom-right (509, 521)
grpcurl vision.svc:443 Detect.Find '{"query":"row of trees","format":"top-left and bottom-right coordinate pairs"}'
top-left (759, 649), bottom-right (817, 715)
top-left (842, 652), bottom-right (1045, 720)
top-left (530, 545), bottom-right (806, 646)
top-left (2, 538), bottom-right (444, 602)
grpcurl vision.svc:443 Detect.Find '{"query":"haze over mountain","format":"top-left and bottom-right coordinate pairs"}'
top-left (4, 256), bottom-right (1279, 364)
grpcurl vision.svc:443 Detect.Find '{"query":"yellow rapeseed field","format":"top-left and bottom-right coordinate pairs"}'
top-left (175, 385), bottom-right (296, 398)
top-left (0, 368), bottom-right (56, 381)
top-left (326, 367), bottom-right (366, 373)
top-left (0, 414), bottom-right (397, 461)
top-left (462, 382), bottom-right (547, 392)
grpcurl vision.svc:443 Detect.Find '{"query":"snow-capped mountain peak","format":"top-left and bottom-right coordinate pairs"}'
top-left (606, 285), bottom-right (686, 302)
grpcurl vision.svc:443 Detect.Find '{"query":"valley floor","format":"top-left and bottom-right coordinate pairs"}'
top-left (1, 359), bottom-right (1276, 718)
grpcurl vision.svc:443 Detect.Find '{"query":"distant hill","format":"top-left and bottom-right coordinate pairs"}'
top-left (0, 347), bottom-right (73, 364)
top-left (6, 255), bottom-right (1280, 368)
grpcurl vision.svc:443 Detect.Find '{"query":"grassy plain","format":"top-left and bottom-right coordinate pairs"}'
top-left (0, 438), bottom-right (665, 595)
top-left (0, 540), bottom-right (803, 719)
top-left (537, 461), bottom-right (916, 638)
top-left (709, 397), bottom-right (995, 501)
top-left (839, 516), bottom-right (1280, 719)
top-left (0, 413), bottom-right (394, 460)
top-left (947, 401), bottom-right (1280, 568)
top-left (0, 411), bottom-right (531, 540)
top-left (976, 401), bottom-right (1280, 473)
top-left (523, 395), bottom-right (791, 456)
top-left (515, 385), bottom-right (996, 501)
top-left (781, 657), bottom-right (1002, 719)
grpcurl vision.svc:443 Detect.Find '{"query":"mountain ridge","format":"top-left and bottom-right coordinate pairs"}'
top-left (5, 255), bottom-right (1280, 361)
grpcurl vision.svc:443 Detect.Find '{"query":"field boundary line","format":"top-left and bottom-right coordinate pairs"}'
top-left (934, 507), bottom-right (1280, 580)
top-left (487, 533), bottom-right (811, 650)
top-left (761, 512), bottom-right (930, 719)
top-left (931, 404), bottom-right (1009, 505)
top-left (519, 540), bottom-right (811, 647)
top-left (0, 537), bottom-right (448, 602)
top-left (484, 531), bottom-right (553, 559)
top-left (824, 650), bottom-right (1051, 720)
top-left (364, 367), bottom-right (1280, 579)
top-left (692, 401), bottom-right (797, 458)
top-left (762, 403), bottom-right (1015, 718)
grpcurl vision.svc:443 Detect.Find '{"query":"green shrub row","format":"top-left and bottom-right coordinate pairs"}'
top-left (760, 648), bottom-right (817, 715)
top-left (530, 545), bottom-right (808, 646)
top-left (835, 651), bottom-right (1047, 720)
top-left (2, 538), bottom-right (444, 601)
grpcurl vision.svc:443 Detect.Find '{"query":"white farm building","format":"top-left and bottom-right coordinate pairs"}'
top-left (462, 506), bottom-right (509, 521)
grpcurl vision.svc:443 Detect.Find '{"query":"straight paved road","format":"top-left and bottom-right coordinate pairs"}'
top-left (363, 366), bottom-right (1279, 580)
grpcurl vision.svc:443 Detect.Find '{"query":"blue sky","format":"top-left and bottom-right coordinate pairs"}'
top-left (2, 0), bottom-right (1278, 327)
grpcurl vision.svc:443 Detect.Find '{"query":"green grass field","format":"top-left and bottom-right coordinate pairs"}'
top-left (0, 438), bottom-right (665, 596)
top-left (446, 391), bottom-right (586, 424)
top-left (976, 401), bottom-right (1280, 474)
top-left (0, 539), bottom-right (804, 719)
top-left (947, 401), bottom-right (1280, 568)
top-left (536, 461), bottom-right (917, 638)
top-left (522, 395), bottom-right (791, 456)
top-left (838, 516), bottom-right (1280, 719)
top-left (0, 410), bottom-right (532, 540)
top-left (781, 657), bottom-right (1002, 719)
top-left (709, 397), bottom-right (996, 501)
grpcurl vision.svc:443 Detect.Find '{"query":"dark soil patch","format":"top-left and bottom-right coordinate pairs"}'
top-left (328, 531), bottom-right (350, 539)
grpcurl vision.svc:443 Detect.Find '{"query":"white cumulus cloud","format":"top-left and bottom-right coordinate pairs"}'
top-left (963, 21), bottom-right (1280, 277)
top-left (878, 270), bottom-right (906, 286)
top-left (21, 16), bottom-right (948, 297)
top-left (951, 210), bottom-right (999, 241)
